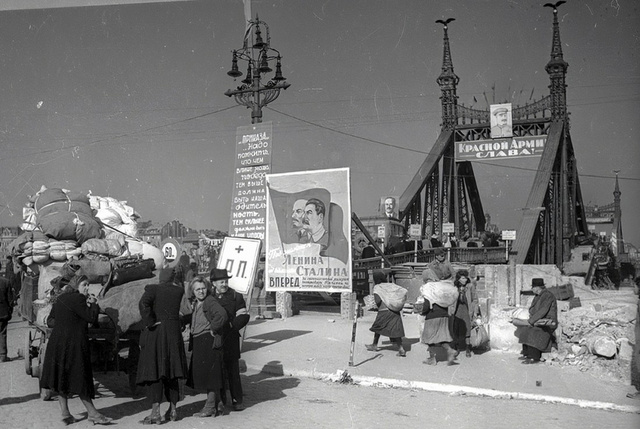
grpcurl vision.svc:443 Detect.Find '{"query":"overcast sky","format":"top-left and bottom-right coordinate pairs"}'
top-left (0, 0), bottom-right (638, 245)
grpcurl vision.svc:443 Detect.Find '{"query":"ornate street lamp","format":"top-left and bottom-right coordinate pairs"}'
top-left (224, 15), bottom-right (290, 124)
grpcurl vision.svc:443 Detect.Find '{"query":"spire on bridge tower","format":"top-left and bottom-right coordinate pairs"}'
top-left (612, 171), bottom-right (625, 257)
top-left (436, 18), bottom-right (459, 131)
top-left (544, 1), bottom-right (569, 124)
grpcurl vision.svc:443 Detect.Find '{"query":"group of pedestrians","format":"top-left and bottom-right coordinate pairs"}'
top-left (364, 248), bottom-right (481, 366)
top-left (35, 263), bottom-right (249, 425)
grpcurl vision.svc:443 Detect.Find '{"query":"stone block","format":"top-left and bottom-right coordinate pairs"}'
top-left (617, 338), bottom-right (633, 361)
top-left (275, 292), bottom-right (293, 318)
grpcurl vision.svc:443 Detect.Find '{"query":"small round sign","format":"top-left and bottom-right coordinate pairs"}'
top-left (160, 238), bottom-right (182, 268)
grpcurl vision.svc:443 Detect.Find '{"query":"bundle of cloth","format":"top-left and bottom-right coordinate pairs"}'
top-left (372, 282), bottom-right (408, 312)
top-left (510, 307), bottom-right (531, 326)
top-left (419, 280), bottom-right (459, 308)
top-left (23, 186), bottom-right (103, 244)
top-left (89, 194), bottom-right (139, 240)
top-left (81, 236), bottom-right (127, 258)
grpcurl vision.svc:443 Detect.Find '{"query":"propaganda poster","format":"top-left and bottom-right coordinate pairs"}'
top-left (265, 168), bottom-right (352, 292)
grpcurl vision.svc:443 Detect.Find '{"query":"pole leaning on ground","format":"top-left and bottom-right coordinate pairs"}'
top-left (348, 301), bottom-right (360, 366)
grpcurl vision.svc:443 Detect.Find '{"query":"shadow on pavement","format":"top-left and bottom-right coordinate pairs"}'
top-left (242, 330), bottom-right (312, 352)
top-left (352, 353), bottom-right (383, 367)
top-left (0, 392), bottom-right (41, 406)
top-left (242, 361), bottom-right (301, 405)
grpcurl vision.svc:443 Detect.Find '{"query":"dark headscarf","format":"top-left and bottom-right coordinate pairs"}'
top-left (68, 274), bottom-right (89, 291)
top-left (372, 270), bottom-right (387, 285)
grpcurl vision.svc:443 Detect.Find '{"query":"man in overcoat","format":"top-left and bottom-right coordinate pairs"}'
top-left (516, 278), bottom-right (558, 364)
top-left (210, 268), bottom-right (250, 411)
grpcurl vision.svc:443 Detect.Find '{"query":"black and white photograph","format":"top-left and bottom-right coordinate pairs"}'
top-left (0, 1), bottom-right (638, 428)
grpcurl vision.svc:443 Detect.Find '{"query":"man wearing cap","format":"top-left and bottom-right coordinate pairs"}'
top-left (490, 106), bottom-right (513, 138)
top-left (516, 278), bottom-right (558, 364)
top-left (210, 268), bottom-right (250, 411)
top-left (423, 248), bottom-right (453, 281)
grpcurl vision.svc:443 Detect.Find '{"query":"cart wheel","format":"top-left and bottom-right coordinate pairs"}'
top-left (24, 330), bottom-right (33, 376)
top-left (34, 336), bottom-right (48, 379)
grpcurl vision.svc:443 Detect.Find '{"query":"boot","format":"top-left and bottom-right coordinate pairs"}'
top-left (465, 344), bottom-right (472, 358)
top-left (443, 344), bottom-right (457, 366)
top-left (423, 351), bottom-right (436, 365)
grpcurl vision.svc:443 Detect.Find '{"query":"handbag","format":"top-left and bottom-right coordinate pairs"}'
top-left (363, 294), bottom-right (376, 310)
top-left (470, 324), bottom-right (489, 348)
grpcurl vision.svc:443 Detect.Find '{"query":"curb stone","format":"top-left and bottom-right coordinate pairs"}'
top-left (246, 363), bottom-right (640, 415)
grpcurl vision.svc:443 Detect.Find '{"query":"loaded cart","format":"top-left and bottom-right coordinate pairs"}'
top-left (20, 265), bottom-right (155, 399)
top-left (11, 185), bottom-right (165, 398)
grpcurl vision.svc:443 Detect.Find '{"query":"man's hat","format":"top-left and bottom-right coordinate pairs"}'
top-left (434, 248), bottom-right (445, 256)
top-left (159, 267), bottom-right (176, 283)
top-left (531, 278), bottom-right (546, 288)
top-left (210, 268), bottom-right (232, 282)
top-left (493, 106), bottom-right (508, 115)
top-left (431, 233), bottom-right (439, 239)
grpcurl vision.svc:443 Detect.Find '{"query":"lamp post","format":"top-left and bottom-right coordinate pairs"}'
top-left (224, 16), bottom-right (290, 124)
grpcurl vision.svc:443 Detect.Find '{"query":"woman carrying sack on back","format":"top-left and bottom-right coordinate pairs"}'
top-left (420, 269), bottom-right (459, 366)
top-left (365, 270), bottom-right (407, 357)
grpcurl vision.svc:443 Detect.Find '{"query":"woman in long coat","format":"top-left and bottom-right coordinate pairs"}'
top-left (449, 270), bottom-right (480, 357)
top-left (40, 275), bottom-right (112, 425)
top-left (185, 276), bottom-right (228, 417)
top-left (136, 267), bottom-right (188, 423)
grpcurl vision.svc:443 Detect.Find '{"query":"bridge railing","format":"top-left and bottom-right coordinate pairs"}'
top-left (353, 247), bottom-right (507, 270)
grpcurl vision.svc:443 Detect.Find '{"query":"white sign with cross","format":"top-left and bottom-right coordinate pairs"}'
top-left (217, 236), bottom-right (262, 294)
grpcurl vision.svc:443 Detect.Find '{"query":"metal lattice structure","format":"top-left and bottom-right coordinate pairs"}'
top-left (398, 4), bottom-right (589, 268)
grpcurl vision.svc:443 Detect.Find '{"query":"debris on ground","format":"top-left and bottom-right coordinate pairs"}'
top-left (550, 286), bottom-right (637, 384)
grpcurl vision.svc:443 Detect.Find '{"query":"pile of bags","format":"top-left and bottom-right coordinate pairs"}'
top-left (12, 185), bottom-right (164, 308)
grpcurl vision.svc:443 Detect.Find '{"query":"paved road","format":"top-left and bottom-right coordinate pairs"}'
top-left (1, 317), bottom-right (639, 428)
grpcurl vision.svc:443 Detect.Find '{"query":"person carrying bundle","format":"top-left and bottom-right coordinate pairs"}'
top-left (365, 270), bottom-right (407, 357)
top-left (420, 269), bottom-right (459, 366)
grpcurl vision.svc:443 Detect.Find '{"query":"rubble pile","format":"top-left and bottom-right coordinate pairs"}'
top-left (550, 289), bottom-right (637, 384)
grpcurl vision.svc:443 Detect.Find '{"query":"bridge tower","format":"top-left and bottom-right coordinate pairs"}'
top-left (398, 3), bottom-right (589, 268)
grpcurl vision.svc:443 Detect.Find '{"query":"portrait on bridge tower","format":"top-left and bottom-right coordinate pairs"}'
top-left (490, 103), bottom-right (513, 139)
